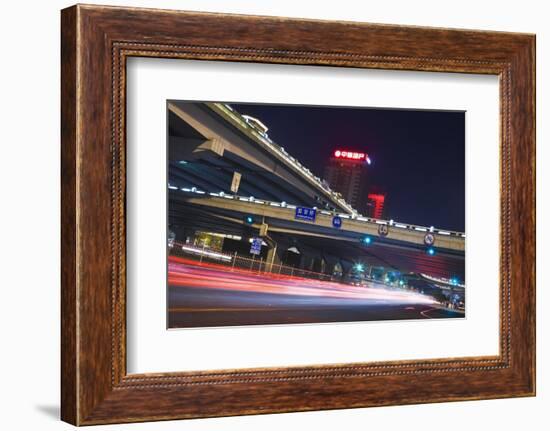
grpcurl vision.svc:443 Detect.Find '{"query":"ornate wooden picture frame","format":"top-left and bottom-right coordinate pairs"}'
top-left (61, 4), bottom-right (535, 425)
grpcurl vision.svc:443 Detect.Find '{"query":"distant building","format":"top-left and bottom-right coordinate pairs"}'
top-left (366, 191), bottom-right (387, 219)
top-left (323, 150), bottom-right (371, 214)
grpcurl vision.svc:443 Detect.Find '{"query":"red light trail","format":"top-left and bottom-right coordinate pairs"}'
top-left (168, 256), bottom-right (436, 305)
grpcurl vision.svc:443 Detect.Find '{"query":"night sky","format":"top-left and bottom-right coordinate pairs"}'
top-left (231, 103), bottom-right (465, 232)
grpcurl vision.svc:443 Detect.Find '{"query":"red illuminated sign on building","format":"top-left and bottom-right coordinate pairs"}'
top-left (367, 193), bottom-right (386, 219)
top-left (333, 150), bottom-right (366, 160)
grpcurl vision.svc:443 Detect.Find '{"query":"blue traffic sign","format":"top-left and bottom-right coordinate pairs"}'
top-left (250, 237), bottom-right (262, 255)
top-left (332, 215), bottom-right (342, 228)
top-left (295, 206), bottom-right (316, 222)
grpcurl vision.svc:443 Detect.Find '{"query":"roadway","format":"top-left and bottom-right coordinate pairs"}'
top-left (167, 257), bottom-right (464, 328)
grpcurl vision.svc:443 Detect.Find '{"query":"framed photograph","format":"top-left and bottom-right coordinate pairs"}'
top-left (61, 4), bottom-right (535, 425)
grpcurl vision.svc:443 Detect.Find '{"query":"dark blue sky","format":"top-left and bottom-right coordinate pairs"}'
top-left (232, 103), bottom-right (465, 232)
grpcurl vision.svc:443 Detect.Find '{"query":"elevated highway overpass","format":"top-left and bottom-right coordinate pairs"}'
top-left (171, 190), bottom-right (464, 253)
top-left (169, 188), bottom-right (465, 279)
top-left (168, 101), bottom-right (355, 214)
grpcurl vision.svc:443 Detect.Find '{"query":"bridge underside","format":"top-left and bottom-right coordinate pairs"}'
top-left (168, 103), bottom-right (349, 212)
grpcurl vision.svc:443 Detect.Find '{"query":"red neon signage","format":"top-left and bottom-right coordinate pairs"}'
top-left (333, 150), bottom-right (366, 160)
top-left (368, 193), bottom-right (385, 219)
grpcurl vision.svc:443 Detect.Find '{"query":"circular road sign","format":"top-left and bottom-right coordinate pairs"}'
top-left (378, 224), bottom-right (389, 237)
top-left (332, 215), bottom-right (342, 228)
top-left (424, 232), bottom-right (436, 246)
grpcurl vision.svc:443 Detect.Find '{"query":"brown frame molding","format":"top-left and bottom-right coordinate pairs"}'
top-left (61, 4), bottom-right (535, 425)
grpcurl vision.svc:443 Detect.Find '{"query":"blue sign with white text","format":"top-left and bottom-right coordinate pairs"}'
top-left (250, 237), bottom-right (262, 255)
top-left (295, 206), bottom-right (317, 222)
top-left (332, 215), bottom-right (342, 228)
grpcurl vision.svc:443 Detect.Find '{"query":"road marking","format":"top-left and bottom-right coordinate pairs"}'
top-left (421, 306), bottom-right (465, 318)
top-left (420, 307), bottom-right (437, 318)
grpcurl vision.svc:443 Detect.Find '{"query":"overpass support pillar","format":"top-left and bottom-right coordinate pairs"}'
top-left (264, 236), bottom-right (284, 273)
top-left (300, 254), bottom-right (317, 273)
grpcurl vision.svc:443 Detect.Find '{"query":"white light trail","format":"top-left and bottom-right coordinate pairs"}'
top-left (180, 245), bottom-right (232, 261)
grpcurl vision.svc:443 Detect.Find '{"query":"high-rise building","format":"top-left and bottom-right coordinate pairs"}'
top-left (323, 150), bottom-right (371, 214)
top-left (366, 191), bottom-right (387, 219)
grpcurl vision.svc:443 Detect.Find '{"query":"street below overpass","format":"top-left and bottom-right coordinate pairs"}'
top-left (168, 256), bottom-right (463, 328)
